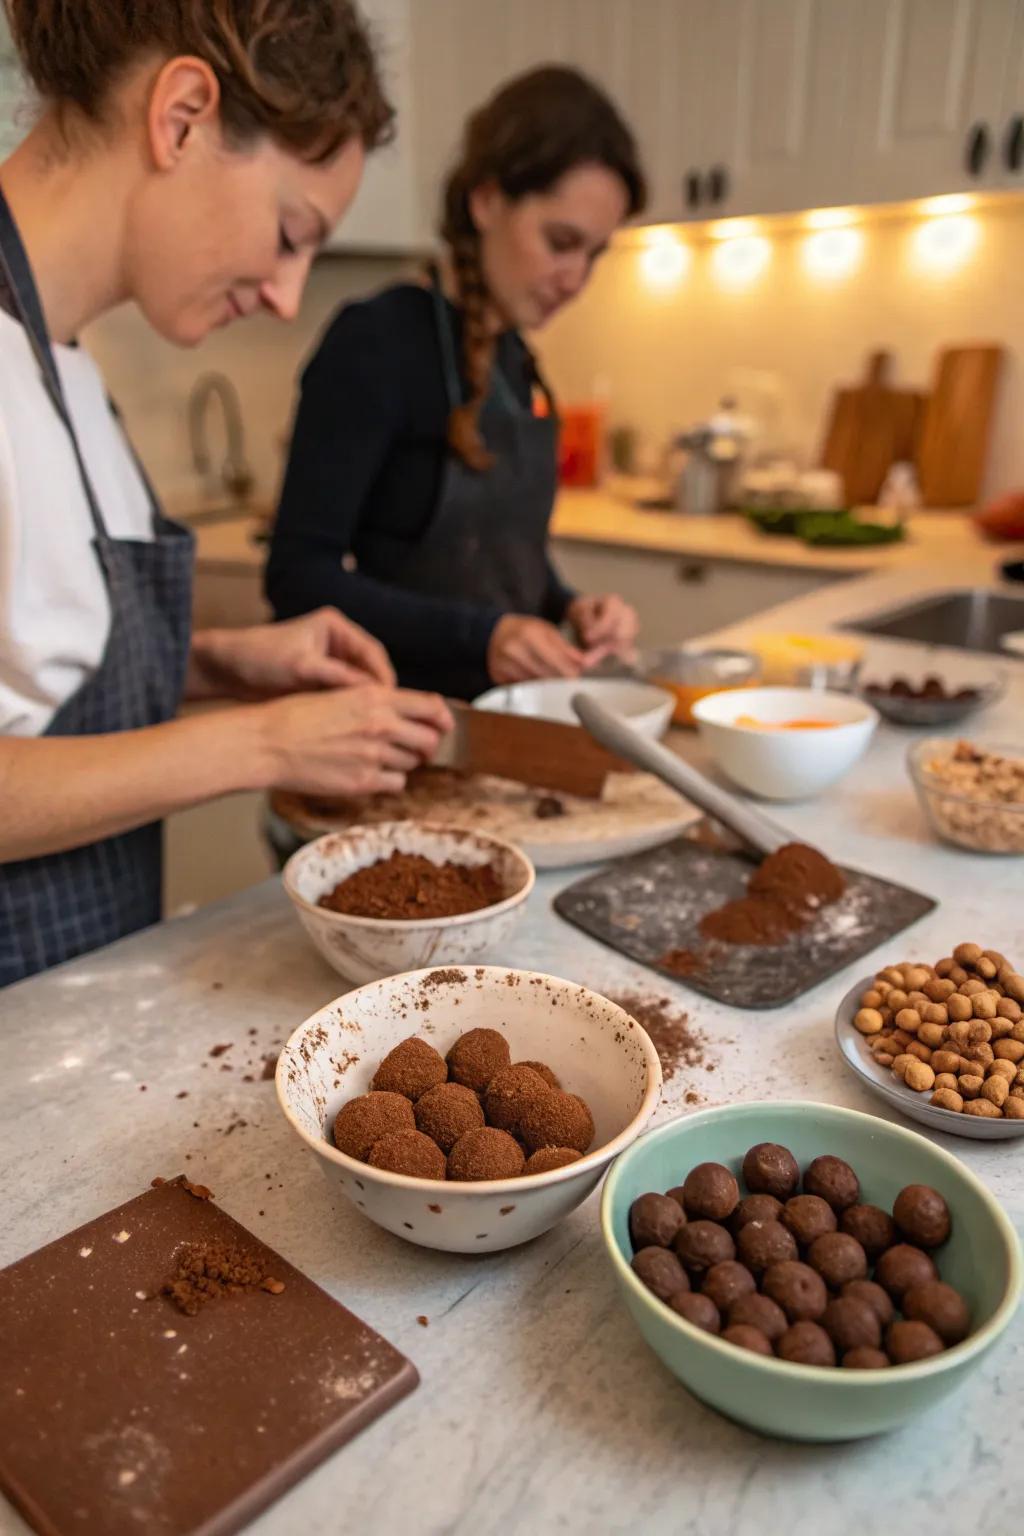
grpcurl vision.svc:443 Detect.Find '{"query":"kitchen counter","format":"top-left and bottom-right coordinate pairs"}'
top-left (3, 567), bottom-right (1024, 1536)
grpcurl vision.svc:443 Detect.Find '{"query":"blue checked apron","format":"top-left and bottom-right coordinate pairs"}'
top-left (0, 188), bottom-right (194, 986)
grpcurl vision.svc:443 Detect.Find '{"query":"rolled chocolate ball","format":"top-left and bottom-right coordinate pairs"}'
top-left (524, 1147), bottom-right (582, 1175)
top-left (682, 1162), bottom-right (740, 1222)
top-left (629, 1192), bottom-right (686, 1251)
top-left (892, 1184), bottom-right (952, 1249)
top-left (445, 1028), bottom-right (510, 1093)
top-left (841, 1279), bottom-right (894, 1329)
top-left (736, 1219), bottom-right (798, 1276)
top-left (631, 1246), bottom-right (690, 1303)
top-left (371, 1037), bottom-right (448, 1101)
top-left (807, 1231), bottom-right (868, 1289)
top-left (727, 1292), bottom-right (788, 1343)
top-left (781, 1194), bottom-right (837, 1248)
top-left (722, 1324), bottom-right (773, 1356)
top-left (367, 1130), bottom-right (447, 1180)
top-left (875, 1244), bottom-right (938, 1304)
top-left (839, 1203), bottom-right (896, 1261)
top-left (886, 1319), bottom-right (944, 1364)
top-left (777, 1321), bottom-right (836, 1367)
top-left (518, 1091), bottom-right (595, 1155)
top-left (732, 1193), bottom-right (783, 1233)
top-left (762, 1260), bottom-right (828, 1323)
top-left (903, 1280), bottom-right (970, 1345)
top-left (333, 1091), bottom-right (415, 1161)
top-left (447, 1126), bottom-right (525, 1182)
top-left (701, 1260), bottom-right (756, 1313)
top-left (842, 1347), bottom-right (890, 1370)
top-left (668, 1291), bottom-right (720, 1334)
top-left (821, 1296), bottom-right (882, 1354)
top-left (803, 1155), bottom-right (860, 1212)
top-left (414, 1082), bottom-right (484, 1154)
top-left (666, 1185), bottom-right (688, 1210)
top-left (483, 1065), bottom-right (551, 1135)
top-left (513, 1059), bottom-right (561, 1090)
top-left (673, 1220), bottom-right (736, 1276)
top-left (742, 1142), bottom-right (800, 1201)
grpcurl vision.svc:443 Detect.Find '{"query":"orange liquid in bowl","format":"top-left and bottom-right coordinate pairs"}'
top-left (733, 715), bottom-right (841, 731)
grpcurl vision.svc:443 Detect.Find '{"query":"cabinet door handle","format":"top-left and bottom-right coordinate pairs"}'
top-left (676, 560), bottom-right (709, 585)
top-left (684, 170), bottom-right (702, 209)
top-left (1005, 114), bottom-right (1024, 173)
top-left (707, 165), bottom-right (730, 204)
top-left (965, 122), bottom-right (991, 176)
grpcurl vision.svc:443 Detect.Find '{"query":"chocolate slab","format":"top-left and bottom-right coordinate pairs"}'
top-left (0, 1178), bottom-right (418, 1536)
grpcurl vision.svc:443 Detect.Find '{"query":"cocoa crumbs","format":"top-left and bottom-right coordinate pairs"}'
top-left (209, 1043), bottom-right (232, 1058)
top-left (317, 851), bottom-right (506, 920)
top-left (162, 1241), bottom-right (283, 1316)
top-left (609, 993), bottom-right (709, 1084)
top-left (261, 1053), bottom-right (279, 1081)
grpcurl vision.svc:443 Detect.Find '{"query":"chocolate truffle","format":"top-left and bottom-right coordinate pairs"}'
top-left (903, 1281), bottom-right (970, 1345)
top-left (728, 1292), bottom-right (788, 1343)
top-left (445, 1028), bottom-right (511, 1093)
top-left (821, 1296), bottom-right (882, 1354)
top-left (777, 1321), bottom-right (836, 1367)
top-left (666, 1185), bottom-right (688, 1209)
top-left (682, 1162), bottom-right (740, 1222)
top-left (447, 1126), bottom-right (525, 1182)
top-left (742, 1142), bottom-right (800, 1201)
top-left (736, 1219), bottom-right (798, 1276)
top-left (673, 1219), bottom-right (736, 1276)
top-left (629, 1192), bottom-right (686, 1251)
top-left (762, 1260), bottom-right (828, 1322)
top-left (414, 1082), bottom-right (484, 1153)
top-left (722, 1324), bottom-right (773, 1356)
top-left (333, 1091), bottom-right (415, 1161)
top-left (483, 1065), bottom-right (550, 1135)
top-left (632, 1246), bottom-right (689, 1303)
top-left (782, 1194), bottom-right (837, 1248)
top-left (807, 1231), bottom-right (868, 1289)
top-left (668, 1291), bottom-right (720, 1334)
top-left (518, 1091), bottom-right (595, 1155)
top-left (367, 1130), bottom-right (446, 1180)
top-left (886, 1319), bottom-right (944, 1364)
top-left (803, 1155), bottom-right (860, 1212)
top-left (841, 1279), bottom-right (894, 1329)
top-left (732, 1194), bottom-right (783, 1232)
top-left (840, 1203), bottom-right (896, 1261)
top-left (514, 1059), bottom-right (561, 1090)
top-left (842, 1347), bottom-right (890, 1370)
top-left (524, 1147), bottom-right (582, 1175)
top-left (875, 1244), bottom-right (938, 1304)
top-left (371, 1037), bottom-right (447, 1101)
top-left (893, 1184), bottom-right (952, 1249)
top-left (702, 1260), bottom-right (756, 1313)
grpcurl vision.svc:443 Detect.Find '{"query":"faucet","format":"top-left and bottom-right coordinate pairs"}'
top-left (188, 372), bottom-right (255, 503)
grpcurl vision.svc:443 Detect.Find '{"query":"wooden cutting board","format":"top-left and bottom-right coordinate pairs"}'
top-left (820, 350), bottom-right (925, 505)
top-left (916, 344), bottom-right (1005, 507)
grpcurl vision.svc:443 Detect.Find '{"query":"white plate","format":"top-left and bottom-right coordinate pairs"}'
top-left (835, 977), bottom-right (1024, 1141)
top-left (473, 678), bottom-right (674, 739)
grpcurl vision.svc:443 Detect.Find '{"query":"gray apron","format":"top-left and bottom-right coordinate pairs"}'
top-left (0, 187), bottom-right (194, 987)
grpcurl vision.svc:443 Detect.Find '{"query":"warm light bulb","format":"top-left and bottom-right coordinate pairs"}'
top-left (711, 235), bottom-right (771, 286)
top-left (912, 214), bottom-right (978, 271)
top-left (918, 193), bottom-right (974, 217)
top-left (639, 231), bottom-right (691, 288)
top-left (802, 226), bottom-right (863, 281)
top-left (805, 207), bottom-right (857, 230)
top-left (709, 217), bottom-right (757, 242)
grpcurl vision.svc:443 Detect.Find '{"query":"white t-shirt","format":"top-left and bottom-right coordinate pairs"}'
top-left (0, 308), bottom-right (153, 736)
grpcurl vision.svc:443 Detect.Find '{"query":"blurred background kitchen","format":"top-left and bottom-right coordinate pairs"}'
top-left (4, 0), bottom-right (1022, 905)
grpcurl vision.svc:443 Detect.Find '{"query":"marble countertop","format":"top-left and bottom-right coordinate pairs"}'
top-left (3, 566), bottom-right (1024, 1536)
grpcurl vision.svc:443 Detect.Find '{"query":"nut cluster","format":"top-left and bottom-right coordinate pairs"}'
top-left (919, 741), bottom-right (1024, 853)
top-left (854, 943), bottom-right (1024, 1120)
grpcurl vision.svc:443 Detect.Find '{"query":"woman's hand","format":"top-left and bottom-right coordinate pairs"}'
top-left (259, 686), bottom-right (453, 798)
top-left (187, 607), bottom-right (395, 701)
top-left (566, 593), bottom-right (640, 659)
top-left (487, 614), bottom-right (604, 684)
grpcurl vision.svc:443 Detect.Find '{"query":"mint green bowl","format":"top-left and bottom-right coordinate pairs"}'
top-left (601, 1101), bottom-right (1021, 1442)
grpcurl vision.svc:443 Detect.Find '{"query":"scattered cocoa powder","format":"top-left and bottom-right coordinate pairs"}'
top-left (609, 993), bottom-right (707, 1083)
top-left (162, 1241), bottom-right (282, 1316)
top-left (318, 851), bottom-right (506, 920)
top-left (696, 842), bottom-right (846, 949)
top-left (260, 1053), bottom-right (279, 1081)
top-left (659, 949), bottom-right (706, 977)
top-left (209, 1043), bottom-right (232, 1058)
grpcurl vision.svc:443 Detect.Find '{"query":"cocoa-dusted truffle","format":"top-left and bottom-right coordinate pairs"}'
top-left (666, 1185), bottom-right (688, 1209)
top-left (518, 1091), bottom-right (594, 1155)
top-left (843, 1347), bottom-right (890, 1369)
top-left (367, 1130), bottom-right (446, 1180)
top-left (742, 1142), bottom-right (800, 1201)
top-left (414, 1082), bottom-right (484, 1153)
top-left (807, 1231), bottom-right (868, 1289)
top-left (782, 1195), bottom-right (837, 1248)
top-left (840, 1203), bottom-right (896, 1261)
top-left (668, 1291), bottom-right (720, 1334)
top-left (893, 1184), bottom-right (951, 1249)
top-left (514, 1060), bottom-right (561, 1090)
top-left (886, 1319), bottom-right (944, 1364)
top-left (525, 1147), bottom-right (582, 1175)
top-left (682, 1162), bottom-right (740, 1222)
top-left (702, 1260), bottom-right (756, 1313)
top-left (632, 1246), bottom-right (689, 1303)
top-left (903, 1281), bottom-right (970, 1345)
top-left (732, 1194), bottom-right (783, 1232)
top-left (673, 1220), bottom-right (736, 1276)
top-left (762, 1260), bottom-right (828, 1322)
top-left (777, 1320), bottom-right (835, 1366)
top-left (445, 1028), bottom-right (511, 1093)
top-left (722, 1324), bottom-right (773, 1356)
top-left (447, 1126), bottom-right (525, 1181)
top-left (736, 1219), bottom-right (798, 1276)
top-left (803, 1155), bottom-right (860, 1212)
top-left (875, 1244), bottom-right (938, 1304)
top-left (333, 1091), bottom-right (415, 1161)
top-left (483, 1065), bottom-right (550, 1135)
top-left (821, 1296), bottom-right (882, 1354)
top-left (371, 1037), bottom-right (447, 1101)
top-left (728, 1292), bottom-right (788, 1343)
top-left (630, 1192), bottom-right (686, 1251)
top-left (841, 1279), bottom-right (894, 1329)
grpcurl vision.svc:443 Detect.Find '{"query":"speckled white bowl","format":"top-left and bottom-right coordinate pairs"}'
top-left (276, 965), bottom-right (663, 1254)
top-left (282, 822), bottom-right (535, 984)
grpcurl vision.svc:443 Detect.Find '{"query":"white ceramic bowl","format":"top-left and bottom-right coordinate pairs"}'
top-left (474, 677), bottom-right (674, 739)
top-left (692, 686), bottom-right (878, 801)
top-left (283, 822), bottom-right (535, 984)
top-left (276, 965), bottom-right (663, 1254)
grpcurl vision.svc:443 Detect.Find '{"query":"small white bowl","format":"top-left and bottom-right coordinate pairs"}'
top-left (276, 965), bottom-right (663, 1254)
top-left (692, 686), bottom-right (878, 801)
top-left (474, 677), bottom-right (674, 739)
top-left (283, 822), bottom-right (535, 984)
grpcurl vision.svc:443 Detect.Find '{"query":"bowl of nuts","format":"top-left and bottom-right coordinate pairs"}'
top-left (836, 943), bottom-right (1024, 1139)
top-left (908, 738), bottom-right (1024, 854)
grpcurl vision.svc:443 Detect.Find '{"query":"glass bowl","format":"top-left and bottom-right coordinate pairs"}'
top-left (640, 647), bottom-right (760, 726)
top-left (908, 737), bottom-right (1024, 854)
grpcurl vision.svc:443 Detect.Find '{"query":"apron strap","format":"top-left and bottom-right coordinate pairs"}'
top-left (427, 262), bottom-right (550, 420)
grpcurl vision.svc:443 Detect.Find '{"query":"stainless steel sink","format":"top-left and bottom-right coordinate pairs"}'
top-left (842, 589), bottom-right (1024, 655)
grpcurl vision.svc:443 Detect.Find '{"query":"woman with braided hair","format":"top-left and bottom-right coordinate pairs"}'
top-left (269, 66), bottom-right (646, 699)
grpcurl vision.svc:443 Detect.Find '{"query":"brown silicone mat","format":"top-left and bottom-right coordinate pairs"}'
top-left (0, 1178), bottom-right (418, 1536)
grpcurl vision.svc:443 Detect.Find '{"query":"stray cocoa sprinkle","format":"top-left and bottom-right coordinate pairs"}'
top-left (421, 967), bottom-right (465, 991)
top-left (260, 1052), bottom-right (279, 1081)
top-left (317, 850), bottom-right (505, 920)
top-left (162, 1240), bottom-right (285, 1316)
top-left (209, 1043), bottom-right (232, 1058)
top-left (609, 992), bottom-right (708, 1084)
top-left (416, 1315), bottom-right (429, 1327)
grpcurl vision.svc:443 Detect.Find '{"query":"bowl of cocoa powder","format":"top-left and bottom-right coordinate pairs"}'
top-left (283, 822), bottom-right (535, 984)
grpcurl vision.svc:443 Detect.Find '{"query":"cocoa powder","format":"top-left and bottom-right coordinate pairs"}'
top-left (318, 851), bottom-right (505, 920)
top-left (698, 842), bottom-right (845, 948)
top-left (162, 1241), bottom-right (283, 1316)
top-left (609, 992), bottom-right (707, 1083)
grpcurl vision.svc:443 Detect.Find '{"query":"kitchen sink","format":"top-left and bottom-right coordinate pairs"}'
top-left (842, 589), bottom-right (1024, 655)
